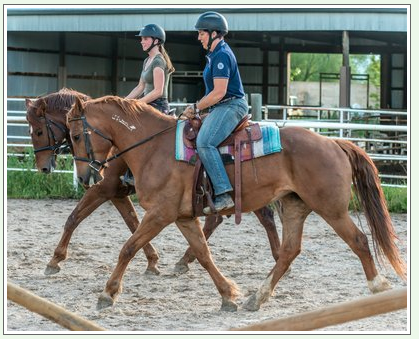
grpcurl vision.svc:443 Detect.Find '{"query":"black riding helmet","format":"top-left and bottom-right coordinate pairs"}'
top-left (195, 11), bottom-right (228, 52)
top-left (135, 24), bottom-right (166, 52)
top-left (195, 11), bottom-right (228, 35)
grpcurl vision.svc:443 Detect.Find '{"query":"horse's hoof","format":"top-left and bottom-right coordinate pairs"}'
top-left (144, 267), bottom-right (160, 275)
top-left (368, 274), bottom-right (392, 293)
top-left (96, 293), bottom-right (114, 310)
top-left (243, 294), bottom-right (260, 311)
top-left (44, 264), bottom-right (61, 275)
top-left (174, 260), bottom-right (190, 274)
top-left (221, 299), bottom-right (238, 312)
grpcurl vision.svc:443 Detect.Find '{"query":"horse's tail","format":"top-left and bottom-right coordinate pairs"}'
top-left (333, 139), bottom-right (406, 281)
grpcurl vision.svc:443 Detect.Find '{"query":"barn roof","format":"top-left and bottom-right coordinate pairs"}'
top-left (7, 7), bottom-right (407, 33)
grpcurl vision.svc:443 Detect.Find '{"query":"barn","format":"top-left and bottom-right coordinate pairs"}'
top-left (6, 6), bottom-right (408, 110)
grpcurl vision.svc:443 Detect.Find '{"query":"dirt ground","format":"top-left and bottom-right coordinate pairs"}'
top-left (6, 198), bottom-right (408, 333)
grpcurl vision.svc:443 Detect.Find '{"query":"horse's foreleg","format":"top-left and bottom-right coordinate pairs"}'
top-left (244, 194), bottom-right (310, 311)
top-left (110, 197), bottom-right (160, 275)
top-left (97, 213), bottom-right (168, 310)
top-left (175, 218), bottom-right (240, 312)
top-left (253, 205), bottom-right (281, 261)
top-left (45, 188), bottom-right (108, 275)
top-left (174, 214), bottom-right (223, 273)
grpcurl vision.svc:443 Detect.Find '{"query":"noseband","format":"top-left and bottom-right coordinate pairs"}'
top-left (33, 116), bottom-right (71, 155)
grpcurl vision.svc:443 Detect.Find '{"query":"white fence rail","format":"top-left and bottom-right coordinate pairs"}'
top-left (7, 98), bottom-right (407, 188)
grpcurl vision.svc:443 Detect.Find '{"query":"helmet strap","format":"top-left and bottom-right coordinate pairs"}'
top-left (145, 38), bottom-right (161, 53)
top-left (206, 31), bottom-right (221, 53)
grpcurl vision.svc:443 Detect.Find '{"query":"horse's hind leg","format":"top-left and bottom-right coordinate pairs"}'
top-left (174, 204), bottom-right (281, 273)
top-left (254, 205), bottom-right (281, 261)
top-left (110, 197), bottom-right (160, 275)
top-left (45, 187), bottom-right (108, 275)
top-left (174, 214), bottom-right (223, 273)
top-left (244, 193), bottom-right (311, 311)
top-left (321, 212), bottom-right (391, 293)
top-left (176, 218), bottom-right (240, 311)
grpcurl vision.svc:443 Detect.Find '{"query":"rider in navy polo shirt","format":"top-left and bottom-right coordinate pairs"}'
top-left (203, 40), bottom-right (245, 101)
top-left (183, 11), bottom-right (249, 214)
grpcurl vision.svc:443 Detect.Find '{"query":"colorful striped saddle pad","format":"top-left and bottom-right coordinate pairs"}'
top-left (175, 120), bottom-right (282, 164)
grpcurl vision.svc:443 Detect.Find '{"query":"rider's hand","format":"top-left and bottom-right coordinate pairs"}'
top-left (182, 105), bottom-right (196, 119)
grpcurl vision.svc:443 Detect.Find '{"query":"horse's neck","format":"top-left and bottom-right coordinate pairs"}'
top-left (106, 112), bottom-right (176, 175)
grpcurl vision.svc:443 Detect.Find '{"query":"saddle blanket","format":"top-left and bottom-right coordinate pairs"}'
top-left (175, 120), bottom-right (282, 164)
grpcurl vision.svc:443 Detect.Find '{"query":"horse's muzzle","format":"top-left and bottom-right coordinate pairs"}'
top-left (78, 168), bottom-right (103, 187)
top-left (37, 155), bottom-right (56, 174)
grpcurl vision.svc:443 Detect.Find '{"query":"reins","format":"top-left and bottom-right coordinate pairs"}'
top-left (68, 114), bottom-right (180, 172)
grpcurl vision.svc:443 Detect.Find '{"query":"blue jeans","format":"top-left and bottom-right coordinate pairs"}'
top-left (196, 97), bottom-right (248, 196)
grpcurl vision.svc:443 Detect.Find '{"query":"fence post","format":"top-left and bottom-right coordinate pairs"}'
top-left (251, 93), bottom-right (262, 121)
top-left (231, 288), bottom-right (407, 331)
top-left (7, 282), bottom-right (105, 331)
top-left (73, 160), bottom-right (79, 191)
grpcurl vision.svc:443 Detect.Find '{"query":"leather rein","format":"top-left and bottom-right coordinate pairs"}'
top-left (67, 113), bottom-right (179, 173)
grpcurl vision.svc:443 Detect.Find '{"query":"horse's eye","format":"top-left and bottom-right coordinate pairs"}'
top-left (36, 130), bottom-right (43, 137)
top-left (73, 135), bottom-right (81, 141)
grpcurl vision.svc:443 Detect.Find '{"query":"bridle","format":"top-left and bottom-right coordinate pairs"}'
top-left (67, 115), bottom-right (113, 183)
top-left (67, 112), bottom-right (179, 176)
top-left (32, 116), bottom-right (71, 155)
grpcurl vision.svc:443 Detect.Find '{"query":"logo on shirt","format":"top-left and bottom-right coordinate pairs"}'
top-left (217, 62), bottom-right (225, 70)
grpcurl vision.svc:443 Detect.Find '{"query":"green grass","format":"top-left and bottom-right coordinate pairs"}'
top-left (381, 186), bottom-right (408, 213)
top-left (7, 148), bottom-right (407, 212)
top-left (7, 148), bottom-right (84, 199)
top-left (349, 186), bottom-right (407, 213)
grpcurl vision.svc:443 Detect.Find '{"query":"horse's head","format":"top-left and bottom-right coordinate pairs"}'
top-left (67, 96), bottom-right (114, 187)
top-left (26, 98), bottom-right (62, 173)
top-left (26, 88), bottom-right (91, 173)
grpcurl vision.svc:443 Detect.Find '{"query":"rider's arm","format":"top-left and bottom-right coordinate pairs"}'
top-left (195, 78), bottom-right (228, 111)
top-left (126, 80), bottom-right (145, 99)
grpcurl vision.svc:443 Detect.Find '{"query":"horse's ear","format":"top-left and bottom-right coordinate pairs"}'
top-left (25, 98), bottom-right (33, 108)
top-left (73, 96), bottom-right (85, 115)
top-left (35, 99), bottom-right (46, 117)
top-left (68, 96), bottom-right (85, 121)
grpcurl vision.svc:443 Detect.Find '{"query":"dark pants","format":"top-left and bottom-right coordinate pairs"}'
top-left (149, 98), bottom-right (170, 114)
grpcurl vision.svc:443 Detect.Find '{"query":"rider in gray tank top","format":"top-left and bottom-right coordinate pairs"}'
top-left (123, 24), bottom-right (175, 186)
top-left (141, 55), bottom-right (170, 100)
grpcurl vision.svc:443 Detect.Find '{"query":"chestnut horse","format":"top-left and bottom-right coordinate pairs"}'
top-left (67, 96), bottom-right (406, 312)
top-left (26, 89), bottom-right (281, 276)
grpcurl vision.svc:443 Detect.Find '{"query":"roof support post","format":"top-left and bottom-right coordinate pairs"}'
top-left (339, 30), bottom-right (351, 108)
top-left (111, 36), bottom-right (119, 95)
top-left (57, 32), bottom-right (67, 90)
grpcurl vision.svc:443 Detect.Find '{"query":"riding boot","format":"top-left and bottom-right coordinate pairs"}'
top-left (203, 193), bottom-right (234, 215)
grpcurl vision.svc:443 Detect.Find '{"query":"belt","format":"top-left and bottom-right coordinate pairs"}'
top-left (209, 96), bottom-right (243, 110)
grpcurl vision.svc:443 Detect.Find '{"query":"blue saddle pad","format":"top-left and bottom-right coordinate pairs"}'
top-left (175, 121), bottom-right (282, 163)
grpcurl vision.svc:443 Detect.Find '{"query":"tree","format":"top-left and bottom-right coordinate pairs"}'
top-left (290, 53), bottom-right (342, 81)
top-left (291, 53), bottom-right (380, 84)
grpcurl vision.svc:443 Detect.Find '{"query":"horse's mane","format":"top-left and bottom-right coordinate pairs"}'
top-left (85, 96), bottom-right (172, 124)
top-left (36, 88), bottom-right (91, 112)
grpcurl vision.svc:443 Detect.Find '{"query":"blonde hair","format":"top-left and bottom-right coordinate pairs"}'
top-left (159, 45), bottom-right (175, 74)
